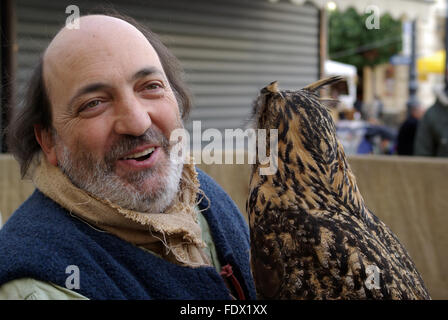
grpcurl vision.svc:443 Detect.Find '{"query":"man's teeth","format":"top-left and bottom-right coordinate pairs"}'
top-left (124, 147), bottom-right (155, 160)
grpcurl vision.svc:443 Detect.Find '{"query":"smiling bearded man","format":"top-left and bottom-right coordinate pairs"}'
top-left (0, 14), bottom-right (256, 300)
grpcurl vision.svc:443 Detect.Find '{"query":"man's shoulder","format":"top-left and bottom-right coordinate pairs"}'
top-left (0, 189), bottom-right (74, 238)
top-left (0, 190), bottom-right (76, 287)
top-left (0, 190), bottom-right (85, 260)
top-left (0, 189), bottom-right (107, 274)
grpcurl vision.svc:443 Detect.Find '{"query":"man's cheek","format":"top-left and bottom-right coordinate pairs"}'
top-left (159, 115), bottom-right (181, 141)
top-left (163, 92), bottom-right (181, 122)
top-left (77, 130), bottom-right (109, 155)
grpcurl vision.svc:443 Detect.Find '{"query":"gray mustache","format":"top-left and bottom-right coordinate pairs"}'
top-left (105, 128), bottom-right (170, 165)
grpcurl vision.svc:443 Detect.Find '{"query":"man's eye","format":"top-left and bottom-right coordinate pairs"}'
top-left (80, 100), bottom-right (102, 112)
top-left (143, 82), bottom-right (164, 91)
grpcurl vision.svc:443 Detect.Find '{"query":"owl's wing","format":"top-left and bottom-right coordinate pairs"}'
top-left (249, 200), bottom-right (288, 299)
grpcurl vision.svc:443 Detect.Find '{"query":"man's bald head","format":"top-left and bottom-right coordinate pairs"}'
top-left (44, 15), bottom-right (146, 58)
top-left (45, 15), bottom-right (145, 57)
top-left (43, 15), bottom-right (154, 95)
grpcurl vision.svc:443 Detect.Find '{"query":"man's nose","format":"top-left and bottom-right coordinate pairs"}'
top-left (113, 95), bottom-right (151, 136)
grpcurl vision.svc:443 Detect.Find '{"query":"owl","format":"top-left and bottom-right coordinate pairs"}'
top-left (247, 77), bottom-right (430, 299)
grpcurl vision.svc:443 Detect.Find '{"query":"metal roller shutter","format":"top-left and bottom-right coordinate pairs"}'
top-left (15, 0), bottom-right (319, 131)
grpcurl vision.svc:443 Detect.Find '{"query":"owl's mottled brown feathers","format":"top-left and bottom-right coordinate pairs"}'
top-left (247, 77), bottom-right (431, 299)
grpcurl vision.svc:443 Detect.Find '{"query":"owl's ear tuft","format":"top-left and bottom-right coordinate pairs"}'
top-left (303, 76), bottom-right (343, 93)
top-left (261, 81), bottom-right (279, 95)
top-left (319, 98), bottom-right (339, 110)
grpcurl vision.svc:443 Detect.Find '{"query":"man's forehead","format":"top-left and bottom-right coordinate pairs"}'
top-left (43, 15), bottom-right (162, 89)
top-left (44, 15), bottom-right (150, 58)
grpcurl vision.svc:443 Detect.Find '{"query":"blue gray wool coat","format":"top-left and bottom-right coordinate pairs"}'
top-left (0, 168), bottom-right (256, 300)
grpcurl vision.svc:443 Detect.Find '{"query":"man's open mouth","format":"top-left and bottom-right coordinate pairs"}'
top-left (116, 145), bottom-right (161, 170)
top-left (121, 146), bottom-right (155, 162)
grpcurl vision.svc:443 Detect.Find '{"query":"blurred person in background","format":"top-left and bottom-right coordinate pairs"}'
top-left (353, 90), bottom-right (364, 121)
top-left (396, 104), bottom-right (424, 155)
top-left (366, 95), bottom-right (384, 125)
top-left (414, 87), bottom-right (448, 157)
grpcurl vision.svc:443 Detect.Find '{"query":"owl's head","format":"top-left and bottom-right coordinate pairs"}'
top-left (250, 77), bottom-right (343, 166)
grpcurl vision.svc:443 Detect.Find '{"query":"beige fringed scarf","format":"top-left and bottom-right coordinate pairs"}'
top-left (32, 154), bottom-right (211, 268)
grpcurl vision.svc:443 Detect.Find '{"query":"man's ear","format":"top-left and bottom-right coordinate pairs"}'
top-left (34, 124), bottom-right (58, 166)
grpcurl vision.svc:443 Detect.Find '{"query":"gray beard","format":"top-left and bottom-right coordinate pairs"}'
top-left (55, 129), bottom-right (183, 213)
